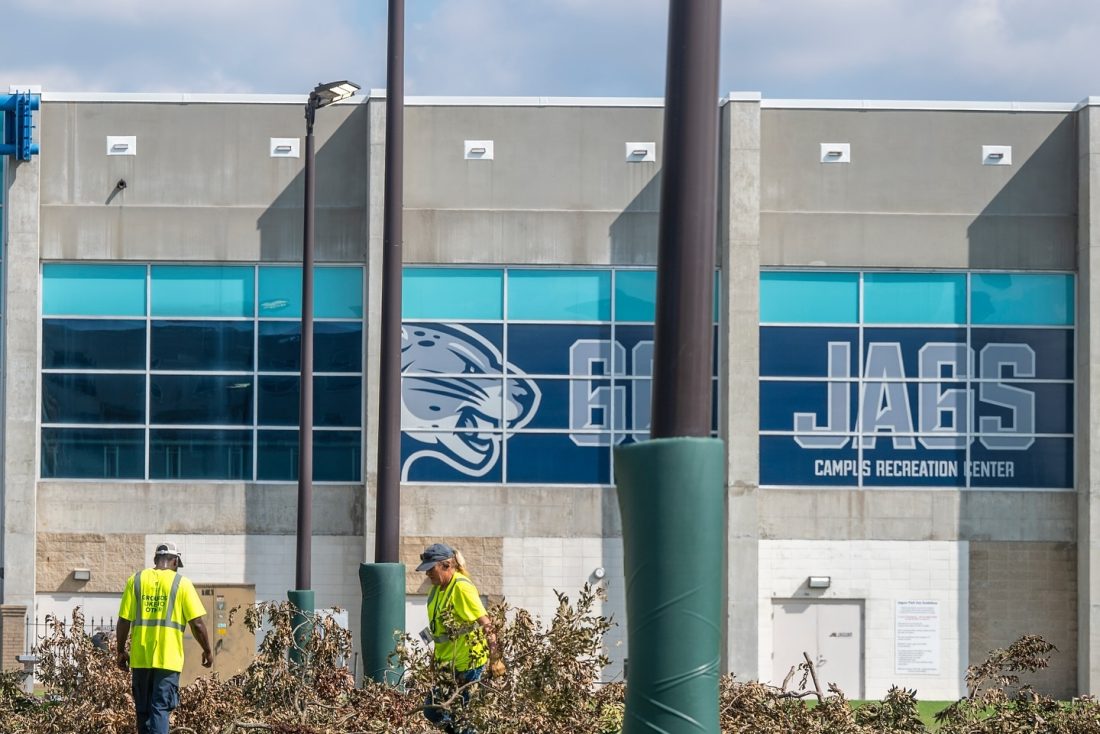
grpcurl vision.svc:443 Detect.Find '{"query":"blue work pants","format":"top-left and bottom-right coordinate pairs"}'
top-left (131, 668), bottom-right (180, 734)
top-left (423, 665), bottom-right (484, 734)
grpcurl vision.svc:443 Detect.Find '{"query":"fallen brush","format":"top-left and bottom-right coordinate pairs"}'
top-left (0, 590), bottom-right (1091, 733)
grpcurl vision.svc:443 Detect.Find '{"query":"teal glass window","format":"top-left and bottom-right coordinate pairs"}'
top-left (258, 267), bottom-right (299, 317)
top-left (615, 270), bottom-right (656, 322)
top-left (971, 273), bottom-right (1075, 325)
top-left (508, 270), bottom-right (611, 321)
top-left (41, 263), bottom-right (366, 483)
top-left (258, 266), bottom-right (363, 318)
top-left (43, 264), bottom-right (146, 316)
top-left (760, 271), bottom-right (858, 324)
top-left (317, 267), bottom-right (363, 318)
top-left (403, 268), bottom-right (503, 320)
top-left (863, 272), bottom-right (965, 324)
top-left (151, 265), bottom-right (254, 317)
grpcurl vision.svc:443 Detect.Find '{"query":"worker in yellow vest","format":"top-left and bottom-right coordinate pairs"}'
top-left (417, 542), bottom-right (505, 734)
top-left (116, 541), bottom-right (212, 734)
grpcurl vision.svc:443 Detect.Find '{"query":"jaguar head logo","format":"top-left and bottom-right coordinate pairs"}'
top-left (402, 323), bottom-right (540, 479)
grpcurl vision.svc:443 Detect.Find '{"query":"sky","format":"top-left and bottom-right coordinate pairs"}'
top-left (3, 0), bottom-right (1099, 102)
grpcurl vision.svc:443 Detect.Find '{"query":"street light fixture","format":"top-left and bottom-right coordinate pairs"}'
top-left (291, 79), bottom-right (359, 639)
top-left (310, 81), bottom-right (360, 109)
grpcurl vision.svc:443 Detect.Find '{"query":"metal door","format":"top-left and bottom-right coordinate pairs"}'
top-left (182, 584), bottom-right (256, 685)
top-left (772, 600), bottom-right (863, 698)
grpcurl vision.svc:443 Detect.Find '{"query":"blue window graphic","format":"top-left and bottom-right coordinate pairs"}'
top-left (760, 270), bottom-right (1075, 490)
top-left (400, 267), bottom-right (719, 485)
top-left (40, 263), bottom-right (364, 482)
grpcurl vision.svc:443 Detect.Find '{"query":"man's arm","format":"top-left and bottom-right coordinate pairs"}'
top-left (189, 617), bottom-right (214, 668)
top-left (115, 619), bottom-right (131, 671)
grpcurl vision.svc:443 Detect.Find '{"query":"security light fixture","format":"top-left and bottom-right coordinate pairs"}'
top-left (309, 80), bottom-right (360, 109)
top-left (72, 568), bottom-right (91, 581)
top-left (807, 575), bottom-right (831, 589)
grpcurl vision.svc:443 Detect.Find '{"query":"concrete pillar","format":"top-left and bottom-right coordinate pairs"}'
top-left (1078, 101), bottom-right (1100, 695)
top-left (0, 604), bottom-right (27, 670)
top-left (720, 94), bottom-right (761, 678)
top-left (2, 152), bottom-right (40, 612)
top-left (362, 96), bottom-right (386, 565)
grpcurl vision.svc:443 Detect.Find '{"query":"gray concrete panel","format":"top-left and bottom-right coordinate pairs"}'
top-left (39, 101), bottom-right (368, 264)
top-left (2, 156), bottom-right (41, 609)
top-left (404, 208), bottom-right (658, 265)
top-left (400, 484), bottom-right (617, 538)
top-left (405, 106), bottom-right (664, 212)
top-left (760, 489), bottom-right (1075, 542)
top-left (40, 205), bottom-right (365, 262)
top-left (36, 483), bottom-right (363, 536)
top-left (402, 105), bottom-right (663, 266)
top-left (760, 109), bottom-right (1077, 270)
top-left (761, 212), bottom-right (1076, 270)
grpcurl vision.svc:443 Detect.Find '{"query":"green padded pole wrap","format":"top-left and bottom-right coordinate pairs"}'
top-left (287, 589), bottom-right (315, 665)
top-left (614, 437), bottom-right (724, 734)
top-left (359, 562), bottom-right (406, 685)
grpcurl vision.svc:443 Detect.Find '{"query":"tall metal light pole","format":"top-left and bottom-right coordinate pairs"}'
top-left (290, 80), bottom-right (359, 647)
top-left (613, 1), bottom-right (725, 731)
top-left (359, 0), bottom-right (407, 686)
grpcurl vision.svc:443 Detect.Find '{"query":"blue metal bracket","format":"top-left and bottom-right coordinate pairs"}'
top-left (0, 92), bottom-right (41, 161)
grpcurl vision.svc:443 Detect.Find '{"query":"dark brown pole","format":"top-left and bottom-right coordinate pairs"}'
top-left (296, 104), bottom-right (317, 590)
top-left (650, 0), bottom-right (722, 439)
top-left (375, 0), bottom-right (404, 563)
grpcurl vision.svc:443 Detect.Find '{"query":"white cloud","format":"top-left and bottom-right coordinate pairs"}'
top-left (3, 0), bottom-right (1100, 100)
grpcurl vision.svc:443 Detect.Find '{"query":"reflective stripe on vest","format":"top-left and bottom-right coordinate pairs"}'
top-left (132, 570), bottom-right (186, 631)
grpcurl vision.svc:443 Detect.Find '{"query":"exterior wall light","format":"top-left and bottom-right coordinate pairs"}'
top-left (72, 568), bottom-right (92, 581)
top-left (807, 575), bottom-right (831, 589)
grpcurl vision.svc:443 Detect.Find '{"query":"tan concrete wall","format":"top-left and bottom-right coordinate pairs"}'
top-left (36, 533), bottom-right (144, 593)
top-left (0, 605), bottom-right (28, 670)
top-left (970, 541), bottom-right (1077, 698)
top-left (401, 536), bottom-right (503, 598)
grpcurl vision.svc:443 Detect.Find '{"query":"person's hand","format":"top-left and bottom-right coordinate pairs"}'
top-left (116, 651), bottom-right (129, 671)
top-left (201, 650), bottom-right (213, 668)
top-left (490, 658), bottom-right (506, 679)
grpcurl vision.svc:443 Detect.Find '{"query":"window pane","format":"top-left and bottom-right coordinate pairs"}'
top-left (41, 428), bottom-right (145, 479)
top-left (149, 429), bottom-right (252, 480)
top-left (401, 376), bottom-right (503, 430)
top-left (150, 265), bottom-right (254, 317)
top-left (507, 270), bottom-right (611, 321)
top-left (43, 319), bottom-right (146, 369)
top-left (760, 271), bottom-right (858, 324)
top-left (151, 321), bottom-right (254, 371)
top-left (150, 375), bottom-right (253, 425)
top-left (316, 267), bottom-right (364, 318)
top-left (971, 273), bottom-right (1074, 325)
top-left (258, 267), bottom-right (300, 317)
top-left (258, 376), bottom-right (362, 427)
top-left (863, 272), bottom-right (965, 324)
top-left (258, 322), bottom-right (362, 372)
top-left (42, 374), bottom-right (145, 424)
top-left (43, 264), bottom-right (146, 316)
top-left (505, 433), bottom-right (610, 484)
top-left (614, 270), bottom-right (656, 322)
top-left (401, 431), bottom-right (503, 482)
top-left (257, 376), bottom-right (297, 425)
top-left (403, 268), bottom-right (503, 320)
top-left (256, 430), bottom-right (362, 481)
top-left (258, 266), bottom-right (363, 318)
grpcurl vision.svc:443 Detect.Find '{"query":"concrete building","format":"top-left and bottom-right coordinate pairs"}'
top-left (0, 88), bottom-right (1095, 700)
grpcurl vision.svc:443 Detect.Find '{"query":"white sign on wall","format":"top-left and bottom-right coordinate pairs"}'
top-left (895, 600), bottom-right (941, 675)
